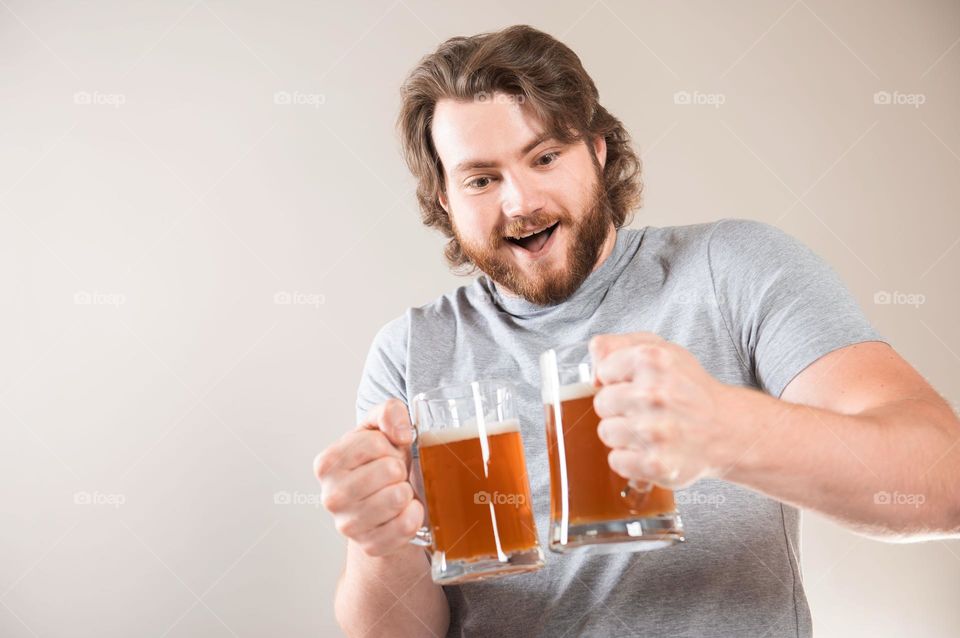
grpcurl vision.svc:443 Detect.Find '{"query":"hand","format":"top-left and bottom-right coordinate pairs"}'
top-left (313, 399), bottom-right (424, 557)
top-left (590, 332), bottom-right (736, 489)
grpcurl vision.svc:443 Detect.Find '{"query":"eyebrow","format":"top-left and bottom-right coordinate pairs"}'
top-left (451, 133), bottom-right (553, 176)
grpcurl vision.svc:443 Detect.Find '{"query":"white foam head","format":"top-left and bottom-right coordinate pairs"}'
top-left (417, 418), bottom-right (520, 447)
top-left (541, 381), bottom-right (596, 405)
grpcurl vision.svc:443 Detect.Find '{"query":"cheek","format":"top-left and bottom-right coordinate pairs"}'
top-left (449, 198), bottom-right (501, 242)
top-left (542, 176), bottom-right (588, 220)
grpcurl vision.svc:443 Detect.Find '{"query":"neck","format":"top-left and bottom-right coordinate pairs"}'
top-left (591, 223), bottom-right (619, 274)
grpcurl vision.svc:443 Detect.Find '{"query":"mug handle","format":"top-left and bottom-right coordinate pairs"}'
top-left (621, 479), bottom-right (653, 507)
top-left (410, 528), bottom-right (432, 546)
top-left (588, 353), bottom-right (653, 506)
top-left (406, 425), bottom-right (433, 547)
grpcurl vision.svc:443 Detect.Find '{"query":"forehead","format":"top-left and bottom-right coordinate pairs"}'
top-left (431, 97), bottom-right (546, 168)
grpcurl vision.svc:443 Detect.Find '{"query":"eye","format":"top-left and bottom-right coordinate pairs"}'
top-left (536, 151), bottom-right (560, 166)
top-left (466, 176), bottom-right (495, 190)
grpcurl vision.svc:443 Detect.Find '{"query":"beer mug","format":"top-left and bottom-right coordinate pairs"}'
top-left (540, 341), bottom-right (685, 554)
top-left (409, 380), bottom-right (545, 584)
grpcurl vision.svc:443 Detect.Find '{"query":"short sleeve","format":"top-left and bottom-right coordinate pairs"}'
top-left (355, 313), bottom-right (410, 425)
top-left (707, 218), bottom-right (886, 398)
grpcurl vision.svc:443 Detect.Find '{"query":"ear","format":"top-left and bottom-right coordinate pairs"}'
top-left (592, 135), bottom-right (607, 170)
top-left (437, 189), bottom-right (450, 213)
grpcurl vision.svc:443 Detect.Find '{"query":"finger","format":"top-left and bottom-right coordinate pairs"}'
top-left (589, 332), bottom-right (664, 365)
top-left (360, 399), bottom-right (414, 447)
top-left (594, 382), bottom-right (666, 419)
top-left (316, 429), bottom-right (404, 477)
top-left (594, 344), bottom-right (667, 386)
top-left (332, 481), bottom-right (416, 538)
top-left (320, 456), bottom-right (410, 512)
top-left (352, 499), bottom-right (425, 558)
top-left (608, 448), bottom-right (666, 483)
top-left (597, 416), bottom-right (657, 451)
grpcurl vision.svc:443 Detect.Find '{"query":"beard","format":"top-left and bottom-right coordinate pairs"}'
top-left (452, 178), bottom-right (613, 306)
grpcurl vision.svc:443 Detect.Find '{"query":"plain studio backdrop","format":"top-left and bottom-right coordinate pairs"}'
top-left (1, 1), bottom-right (959, 636)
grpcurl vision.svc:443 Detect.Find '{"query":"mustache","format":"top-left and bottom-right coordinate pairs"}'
top-left (498, 212), bottom-right (568, 240)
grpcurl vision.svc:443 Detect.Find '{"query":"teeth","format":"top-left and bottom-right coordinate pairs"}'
top-left (508, 223), bottom-right (553, 240)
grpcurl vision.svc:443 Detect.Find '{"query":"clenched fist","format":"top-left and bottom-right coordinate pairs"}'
top-left (590, 332), bottom-right (737, 489)
top-left (313, 399), bottom-right (424, 557)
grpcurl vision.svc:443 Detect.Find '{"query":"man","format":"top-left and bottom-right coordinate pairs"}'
top-left (313, 25), bottom-right (960, 637)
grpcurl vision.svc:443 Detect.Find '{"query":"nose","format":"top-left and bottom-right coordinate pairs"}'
top-left (501, 173), bottom-right (546, 220)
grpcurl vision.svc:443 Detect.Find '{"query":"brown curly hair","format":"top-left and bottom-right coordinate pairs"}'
top-left (397, 24), bottom-right (644, 268)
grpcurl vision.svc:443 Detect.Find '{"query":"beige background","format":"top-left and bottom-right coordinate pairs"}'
top-left (1, 0), bottom-right (959, 636)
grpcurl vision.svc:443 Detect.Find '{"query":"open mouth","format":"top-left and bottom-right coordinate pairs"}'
top-left (504, 221), bottom-right (559, 253)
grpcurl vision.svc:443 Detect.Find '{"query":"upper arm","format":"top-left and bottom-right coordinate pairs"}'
top-left (708, 218), bottom-right (885, 398)
top-left (781, 341), bottom-right (950, 416)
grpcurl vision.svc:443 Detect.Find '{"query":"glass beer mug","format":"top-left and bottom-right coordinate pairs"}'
top-left (540, 341), bottom-right (685, 554)
top-left (409, 380), bottom-right (545, 584)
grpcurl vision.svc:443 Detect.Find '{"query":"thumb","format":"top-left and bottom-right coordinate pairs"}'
top-left (359, 398), bottom-right (414, 448)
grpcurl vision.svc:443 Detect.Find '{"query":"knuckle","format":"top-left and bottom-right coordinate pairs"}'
top-left (661, 419), bottom-right (678, 439)
top-left (374, 431), bottom-right (399, 457)
top-left (342, 430), bottom-right (364, 450)
top-left (313, 451), bottom-right (329, 478)
top-left (604, 420), bottom-right (624, 445)
top-left (648, 425), bottom-right (667, 444)
top-left (358, 432), bottom-right (385, 459)
top-left (389, 482), bottom-right (412, 509)
top-left (402, 501), bottom-right (423, 534)
top-left (389, 458), bottom-right (408, 482)
top-left (592, 392), bottom-right (603, 414)
top-left (334, 516), bottom-right (355, 537)
top-left (339, 433), bottom-right (366, 461)
top-left (596, 420), bottom-right (610, 444)
top-left (400, 480), bottom-right (415, 503)
top-left (343, 520), bottom-right (362, 538)
top-left (321, 486), bottom-right (345, 512)
top-left (399, 512), bottom-right (420, 537)
top-left (608, 449), bottom-right (625, 474)
top-left (594, 390), bottom-right (612, 416)
top-left (645, 385), bottom-right (665, 408)
top-left (631, 425), bottom-right (652, 448)
top-left (647, 426), bottom-right (667, 445)
top-left (318, 442), bottom-right (348, 475)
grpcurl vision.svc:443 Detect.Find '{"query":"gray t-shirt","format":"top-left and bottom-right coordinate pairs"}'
top-left (355, 218), bottom-right (884, 637)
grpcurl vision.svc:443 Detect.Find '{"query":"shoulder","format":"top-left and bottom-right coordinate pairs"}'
top-left (372, 280), bottom-right (484, 349)
top-left (635, 220), bottom-right (727, 253)
top-left (623, 220), bottom-right (726, 273)
top-left (369, 311), bottom-right (409, 355)
top-left (408, 279), bottom-right (489, 326)
top-left (706, 218), bottom-right (811, 267)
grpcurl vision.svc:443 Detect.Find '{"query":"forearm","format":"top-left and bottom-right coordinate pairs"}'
top-left (335, 540), bottom-right (449, 637)
top-left (720, 387), bottom-right (960, 540)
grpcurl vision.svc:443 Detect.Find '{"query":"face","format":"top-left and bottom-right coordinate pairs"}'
top-left (432, 94), bottom-right (614, 305)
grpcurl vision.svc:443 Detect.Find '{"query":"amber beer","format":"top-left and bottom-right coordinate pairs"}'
top-left (410, 380), bottom-right (545, 584)
top-left (541, 342), bottom-right (684, 554)
top-left (545, 383), bottom-right (676, 524)
top-left (419, 420), bottom-right (538, 562)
